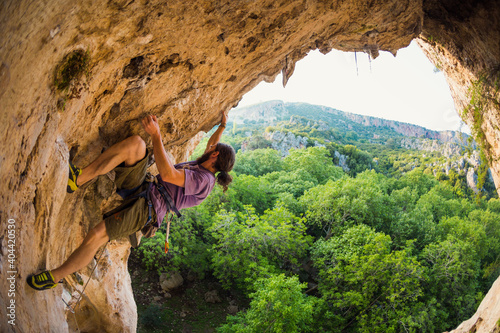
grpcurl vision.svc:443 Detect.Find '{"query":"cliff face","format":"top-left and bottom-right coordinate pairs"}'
top-left (0, 0), bottom-right (499, 332)
top-left (418, 1), bottom-right (500, 195)
top-left (343, 112), bottom-right (466, 142)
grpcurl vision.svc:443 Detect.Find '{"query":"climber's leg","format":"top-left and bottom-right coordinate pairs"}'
top-left (27, 221), bottom-right (109, 290)
top-left (68, 135), bottom-right (146, 192)
top-left (51, 221), bottom-right (109, 282)
top-left (77, 135), bottom-right (147, 186)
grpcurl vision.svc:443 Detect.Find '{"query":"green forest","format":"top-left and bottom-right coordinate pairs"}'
top-left (130, 102), bottom-right (500, 333)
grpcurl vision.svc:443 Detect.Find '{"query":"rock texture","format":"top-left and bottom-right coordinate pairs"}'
top-left (344, 112), bottom-right (468, 142)
top-left (0, 0), bottom-right (499, 332)
top-left (418, 1), bottom-right (500, 195)
top-left (265, 130), bottom-right (309, 156)
top-left (159, 271), bottom-right (184, 291)
top-left (204, 290), bottom-right (222, 304)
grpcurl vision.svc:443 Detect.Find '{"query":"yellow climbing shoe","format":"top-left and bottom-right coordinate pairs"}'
top-left (67, 162), bottom-right (82, 193)
top-left (26, 271), bottom-right (59, 291)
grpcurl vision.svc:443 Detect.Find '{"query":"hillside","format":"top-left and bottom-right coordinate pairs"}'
top-left (230, 100), bottom-right (470, 145)
top-left (225, 100), bottom-right (495, 198)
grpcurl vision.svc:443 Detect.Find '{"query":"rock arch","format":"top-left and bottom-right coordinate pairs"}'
top-left (0, 0), bottom-right (499, 331)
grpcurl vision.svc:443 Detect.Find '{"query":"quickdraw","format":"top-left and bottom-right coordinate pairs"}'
top-left (165, 212), bottom-right (172, 254)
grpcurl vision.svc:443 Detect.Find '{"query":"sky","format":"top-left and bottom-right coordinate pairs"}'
top-left (236, 41), bottom-right (469, 133)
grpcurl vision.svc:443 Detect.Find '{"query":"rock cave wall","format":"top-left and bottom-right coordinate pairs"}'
top-left (0, 0), bottom-right (499, 332)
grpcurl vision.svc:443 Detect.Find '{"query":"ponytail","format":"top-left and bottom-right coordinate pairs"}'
top-left (214, 143), bottom-right (235, 192)
top-left (216, 170), bottom-right (233, 193)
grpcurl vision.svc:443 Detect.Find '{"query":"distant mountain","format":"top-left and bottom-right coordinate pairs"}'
top-left (230, 100), bottom-right (470, 146)
top-left (227, 100), bottom-right (495, 198)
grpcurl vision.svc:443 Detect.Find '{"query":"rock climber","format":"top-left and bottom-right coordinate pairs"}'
top-left (27, 112), bottom-right (235, 290)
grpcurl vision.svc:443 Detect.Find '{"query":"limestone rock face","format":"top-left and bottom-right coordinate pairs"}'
top-left (0, 0), bottom-right (499, 332)
top-left (467, 167), bottom-right (479, 194)
top-left (334, 151), bottom-right (351, 173)
top-left (266, 130), bottom-right (309, 156)
top-left (418, 1), bottom-right (500, 195)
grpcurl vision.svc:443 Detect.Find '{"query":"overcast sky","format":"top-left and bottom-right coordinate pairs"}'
top-left (236, 41), bottom-right (469, 133)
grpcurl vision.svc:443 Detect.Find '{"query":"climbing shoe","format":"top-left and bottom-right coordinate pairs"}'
top-left (26, 271), bottom-right (59, 291)
top-left (67, 162), bottom-right (82, 193)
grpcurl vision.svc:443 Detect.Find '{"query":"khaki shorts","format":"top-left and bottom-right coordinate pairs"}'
top-left (104, 151), bottom-right (154, 240)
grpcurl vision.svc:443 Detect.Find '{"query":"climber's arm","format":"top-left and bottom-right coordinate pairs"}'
top-left (205, 110), bottom-right (227, 153)
top-left (141, 115), bottom-right (185, 187)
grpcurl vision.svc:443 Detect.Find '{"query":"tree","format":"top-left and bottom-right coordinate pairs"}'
top-left (386, 138), bottom-right (398, 149)
top-left (301, 170), bottom-right (393, 238)
top-left (389, 203), bottom-right (437, 251)
top-left (386, 186), bottom-right (439, 250)
top-left (209, 205), bottom-right (311, 291)
top-left (421, 237), bottom-right (481, 330)
top-left (137, 213), bottom-right (212, 278)
top-left (467, 209), bottom-right (500, 282)
top-left (393, 169), bottom-right (437, 196)
top-left (311, 225), bottom-right (428, 332)
top-left (415, 183), bottom-right (473, 223)
top-left (233, 148), bottom-right (284, 177)
top-left (217, 274), bottom-right (317, 333)
top-left (272, 192), bottom-right (306, 217)
top-left (263, 169), bottom-right (317, 198)
top-left (487, 198), bottom-right (500, 213)
top-left (437, 215), bottom-right (488, 259)
top-left (335, 144), bottom-right (375, 176)
top-left (283, 146), bottom-right (343, 185)
top-left (226, 174), bottom-right (276, 214)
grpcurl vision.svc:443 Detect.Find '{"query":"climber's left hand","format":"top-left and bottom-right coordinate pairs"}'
top-left (221, 110), bottom-right (227, 126)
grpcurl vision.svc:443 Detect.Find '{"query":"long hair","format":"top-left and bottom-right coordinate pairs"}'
top-left (213, 143), bottom-right (235, 192)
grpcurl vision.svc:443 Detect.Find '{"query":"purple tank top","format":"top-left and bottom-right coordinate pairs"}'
top-left (149, 161), bottom-right (215, 227)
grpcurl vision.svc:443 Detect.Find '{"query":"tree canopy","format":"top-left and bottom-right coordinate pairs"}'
top-left (135, 107), bottom-right (500, 332)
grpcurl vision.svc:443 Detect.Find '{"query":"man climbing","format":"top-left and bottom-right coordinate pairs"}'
top-left (27, 112), bottom-right (235, 291)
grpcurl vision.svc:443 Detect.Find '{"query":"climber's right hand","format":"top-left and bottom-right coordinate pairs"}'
top-left (141, 115), bottom-right (161, 138)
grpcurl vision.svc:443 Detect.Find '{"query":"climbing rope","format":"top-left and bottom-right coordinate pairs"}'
top-left (61, 243), bottom-right (108, 331)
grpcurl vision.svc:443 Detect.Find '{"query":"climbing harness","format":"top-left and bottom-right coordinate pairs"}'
top-left (112, 181), bottom-right (155, 230)
top-left (105, 174), bottom-right (181, 238)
